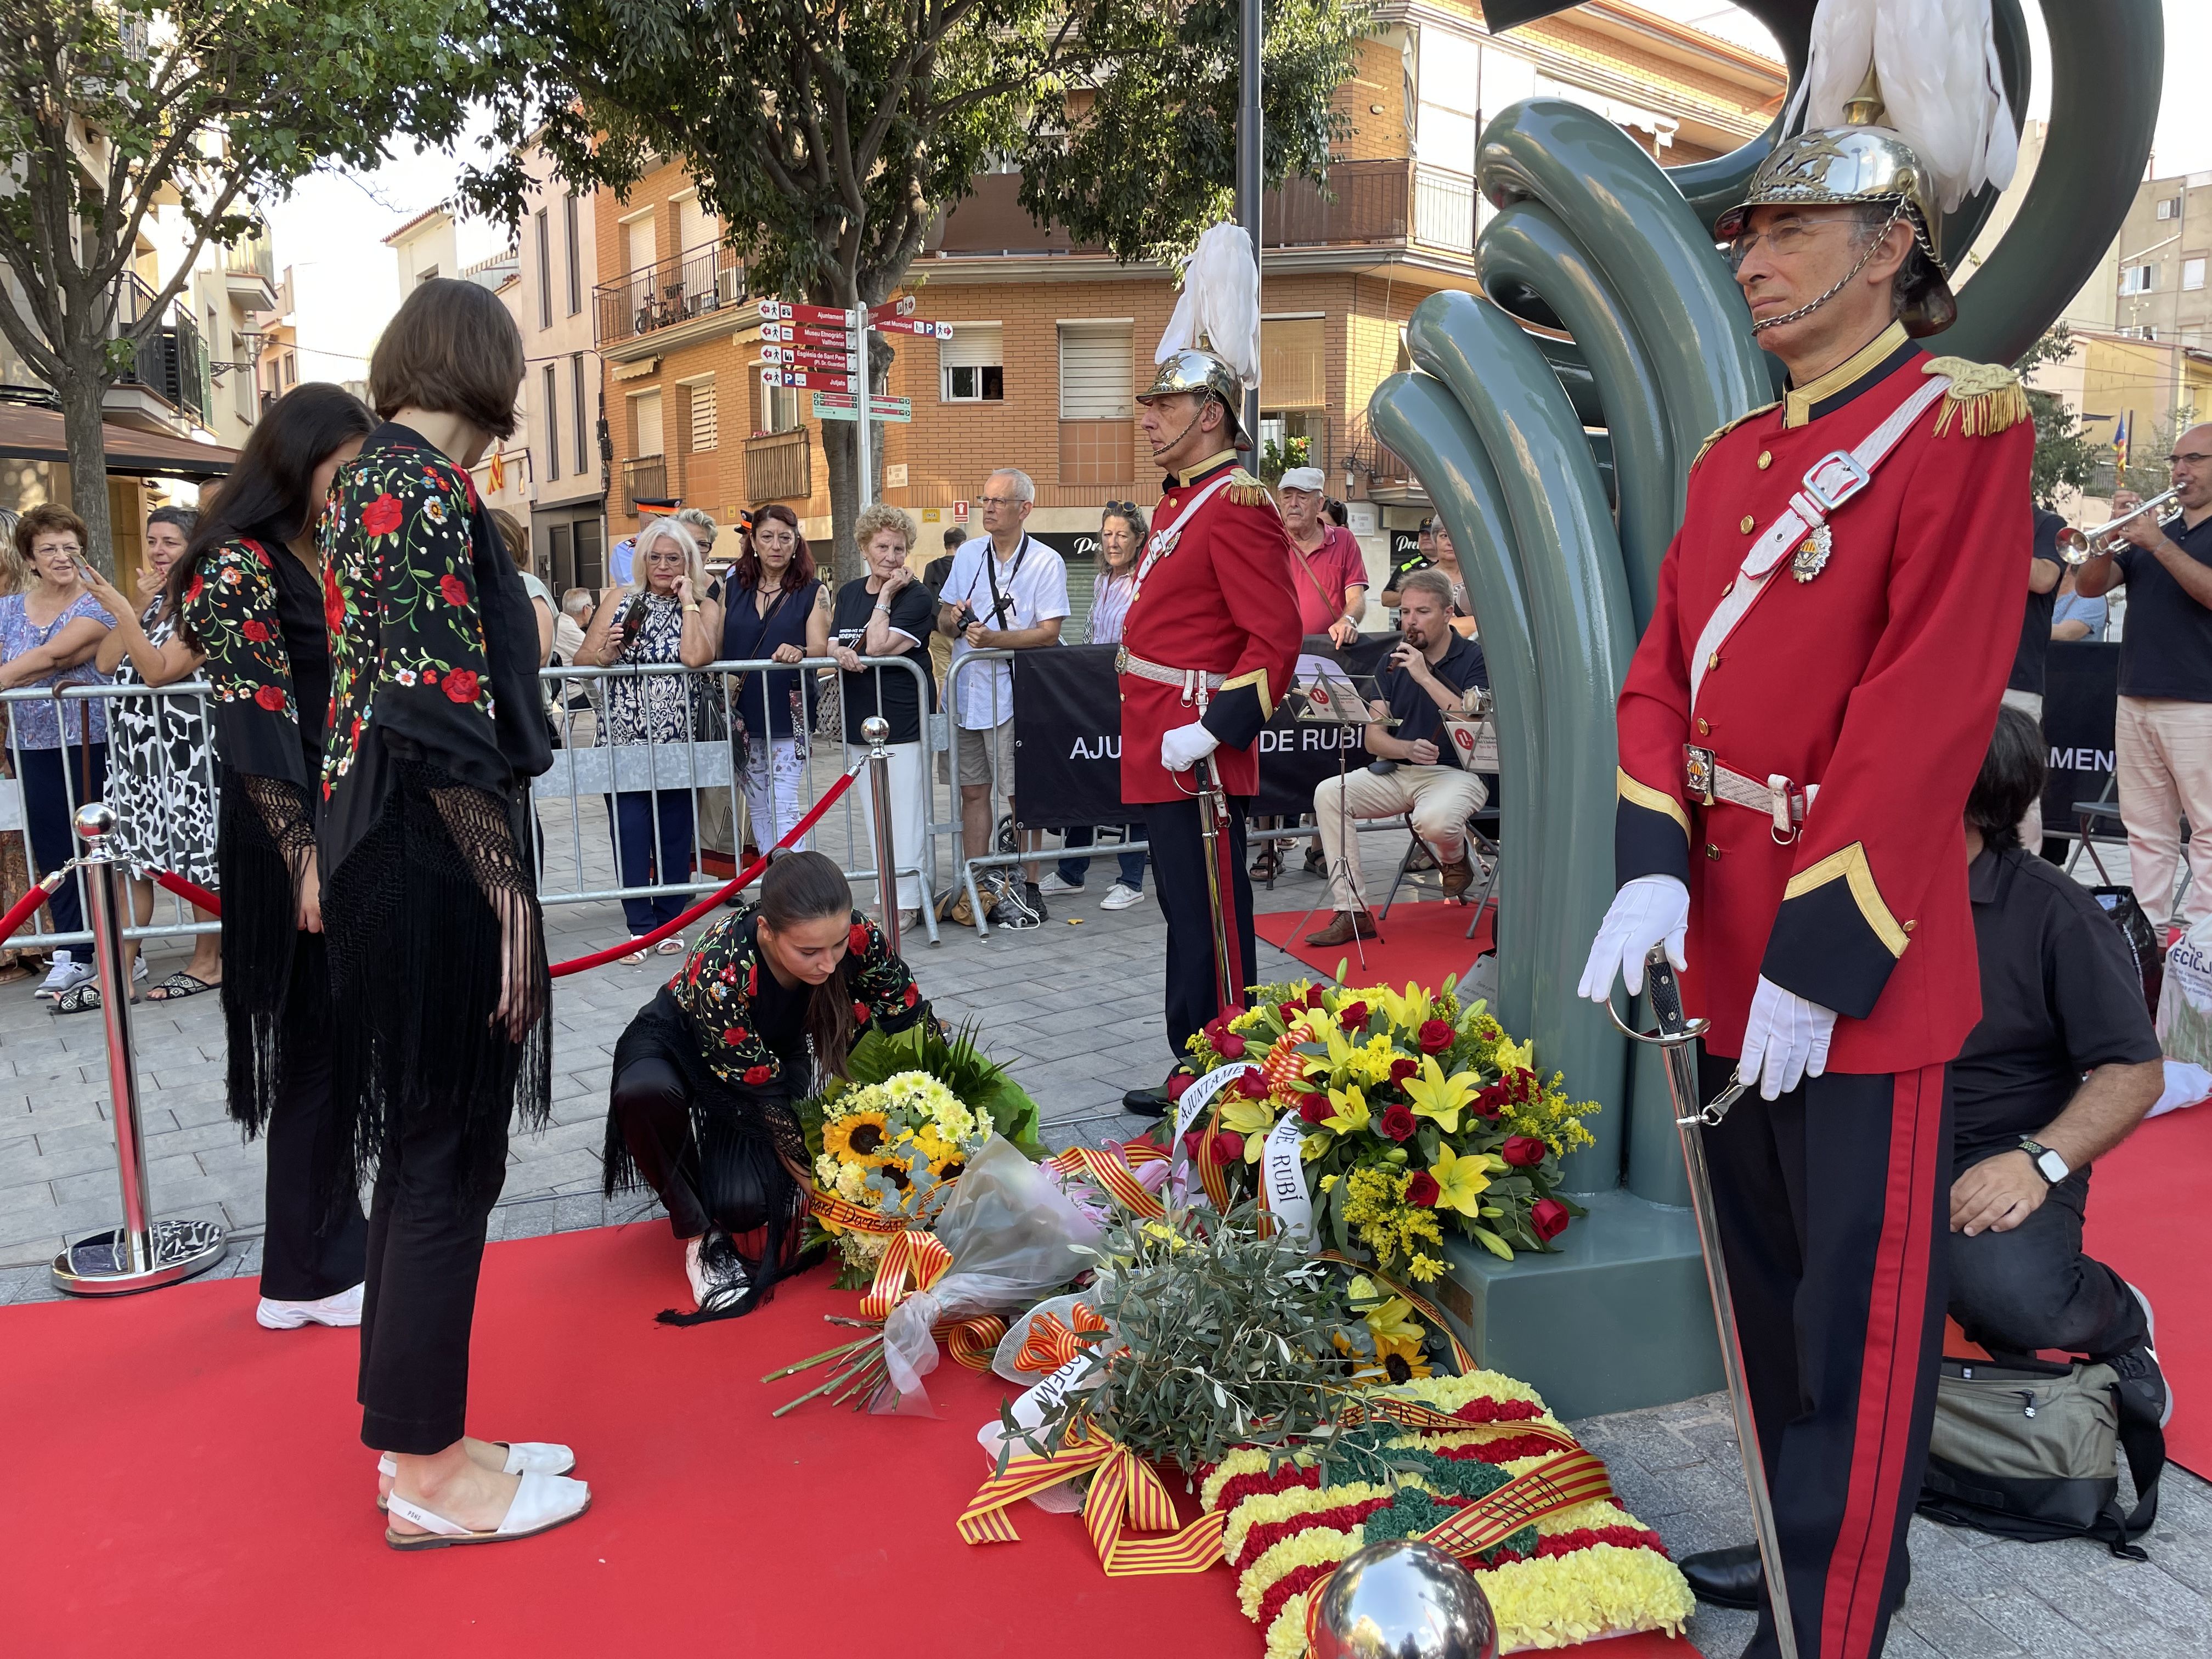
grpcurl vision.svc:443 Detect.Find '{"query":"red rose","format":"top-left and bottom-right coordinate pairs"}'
top-left (1166, 1071), bottom-right (1194, 1102)
top-left (186, 574), bottom-right (205, 604)
top-left (1181, 1129), bottom-right (1204, 1158)
top-left (1403, 1171), bottom-right (1441, 1207)
top-left (1217, 1032), bottom-right (1246, 1059)
top-left (241, 619), bottom-right (270, 642)
top-left (348, 714), bottom-right (361, 744)
top-left (721, 1028), bottom-right (745, 1046)
top-left (849, 923), bottom-right (871, 956)
top-left (253, 684), bottom-right (286, 712)
top-left (1502, 1135), bottom-right (1548, 1168)
top-left (323, 575), bottom-right (343, 632)
top-left (441, 668), bottom-right (479, 703)
top-left (1234, 1070), bottom-right (1271, 1099)
top-left (852, 1001), bottom-right (870, 1023)
top-left (438, 573), bottom-right (469, 606)
top-left (362, 494), bottom-right (403, 537)
top-left (1299, 1094), bottom-right (1334, 1126)
top-left (1203, 1015), bottom-right (1230, 1043)
top-left (1211, 1130), bottom-right (1244, 1164)
top-left (1531, 1198), bottom-right (1571, 1242)
top-left (1418, 1019), bottom-right (1453, 1053)
top-left (1379, 1104), bottom-right (1417, 1142)
top-left (742, 1064), bottom-right (773, 1086)
top-left (902, 984), bottom-right (918, 1007)
top-left (1389, 1057), bottom-right (1419, 1083)
top-left (1338, 1000), bottom-right (1369, 1031)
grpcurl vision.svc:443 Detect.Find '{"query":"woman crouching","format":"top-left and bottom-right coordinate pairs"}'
top-left (605, 850), bottom-right (933, 1320)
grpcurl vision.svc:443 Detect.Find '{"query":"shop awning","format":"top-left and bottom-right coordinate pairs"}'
top-left (0, 403), bottom-right (238, 479)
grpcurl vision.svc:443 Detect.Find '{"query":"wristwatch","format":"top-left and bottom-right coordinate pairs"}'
top-left (2019, 1137), bottom-right (2070, 1185)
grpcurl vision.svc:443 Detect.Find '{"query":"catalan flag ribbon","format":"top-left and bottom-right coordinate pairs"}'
top-left (959, 1420), bottom-right (1228, 1576)
top-left (1043, 1143), bottom-right (1168, 1218)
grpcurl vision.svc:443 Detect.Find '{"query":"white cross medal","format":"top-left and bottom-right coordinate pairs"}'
top-left (1790, 524), bottom-right (1832, 583)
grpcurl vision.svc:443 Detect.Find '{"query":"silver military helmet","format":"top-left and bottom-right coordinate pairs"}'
top-left (1137, 347), bottom-right (1248, 445)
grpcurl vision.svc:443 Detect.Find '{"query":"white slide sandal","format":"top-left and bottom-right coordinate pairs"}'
top-left (385, 1470), bottom-right (591, 1550)
top-left (376, 1442), bottom-right (578, 1509)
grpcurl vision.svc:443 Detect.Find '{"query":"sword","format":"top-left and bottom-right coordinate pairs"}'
top-left (1610, 949), bottom-right (1798, 1659)
top-left (1192, 754), bottom-right (1241, 1016)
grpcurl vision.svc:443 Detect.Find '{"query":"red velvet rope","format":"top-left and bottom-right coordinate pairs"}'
top-left (0, 870), bottom-right (64, 945)
top-left (132, 760), bottom-right (867, 980)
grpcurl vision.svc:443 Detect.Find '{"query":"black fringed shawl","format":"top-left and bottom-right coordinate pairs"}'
top-left (605, 909), bottom-right (931, 1323)
top-left (318, 425), bottom-right (555, 1210)
top-left (181, 536), bottom-right (326, 1137)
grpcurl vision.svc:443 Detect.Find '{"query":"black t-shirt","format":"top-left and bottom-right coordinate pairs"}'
top-left (2007, 510), bottom-right (2067, 696)
top-left (1379, 631), bottom-right (1488, 771)
top-left (923, 554), bottom-right (957, 601)
top-left (2115, 511), bottom-right (2212, 701)
top-left (831, 577), bottom-right (938, 744)
top-left (1950, 847), bottom-right (2163, 1168)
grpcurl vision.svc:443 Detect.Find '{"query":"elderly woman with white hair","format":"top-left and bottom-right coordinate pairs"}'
top-left (580, 514), bottom-right (719, 961)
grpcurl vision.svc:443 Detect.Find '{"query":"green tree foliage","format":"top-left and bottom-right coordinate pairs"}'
top-left (0, 0), bottom-right (490, 567)
top-left (2012, 325), bottom-right (2098, 511)
top-left (469, 0), bottom-right (1370, 577)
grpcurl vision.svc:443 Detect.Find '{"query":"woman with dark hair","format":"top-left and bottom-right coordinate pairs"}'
top-left (692, 502), bottom-right (828, 854)
top-left (63, 505), bottom-right (219, 1006)
top-left (604, 850), bottom-right (932, 1319)
top-left (323, 278), bottom-right (585, 1547)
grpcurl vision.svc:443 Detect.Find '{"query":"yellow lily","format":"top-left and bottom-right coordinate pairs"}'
top-left (1347, 1275), bottom-right (1427, 1347)
top-left (1323, 1084), bottom-right (1371, 1135)
top-left (1429, 1143), bottom-right (1492, 1216)
top-left (1402, 1053), bottom-right (1477, 1134)
top-left (1218, 1097), bottom-right (1279, 1164)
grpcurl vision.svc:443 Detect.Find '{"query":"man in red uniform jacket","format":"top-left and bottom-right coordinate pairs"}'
top-left (1578, 119), bottom-right (2032, 1659)
top-left (1116, 348), bottom-right (1302, 1118)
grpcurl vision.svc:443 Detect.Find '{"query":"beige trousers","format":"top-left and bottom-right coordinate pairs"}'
top-left (2116, 694), bottom-right (2212, 926)
top-left (1313, 764), bottom-right (1488, 913)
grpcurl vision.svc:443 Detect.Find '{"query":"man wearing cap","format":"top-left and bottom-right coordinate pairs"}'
top-left (1577, 55), bottom-right (2031, 1659)
top-left (1277, 467), bottom-right (1367, 647)
top-left (1115, 225), bottom-right (1303, 1120)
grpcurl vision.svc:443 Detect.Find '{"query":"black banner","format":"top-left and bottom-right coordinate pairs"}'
top-left (1028, 528), bottom-right (1102, 563)
top-left (1013, 635), bottom-right (1403, 827)
top-left (2040, 640), bottom-right (2118, 836)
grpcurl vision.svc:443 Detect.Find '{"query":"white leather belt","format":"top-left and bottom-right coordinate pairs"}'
top-left (1686, 744), bottom-right (1819, 843)
top-left (1116, 647), bottom-right (1226, 706)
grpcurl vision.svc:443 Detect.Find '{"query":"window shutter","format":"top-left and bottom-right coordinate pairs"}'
top-left (689, 377), bottom-right (718, 451)
top-left (1262, 318), bottom-right (1327, 408)
top-left (1058, 323), bottom-right (1133, 419)
top-left (633, 389), bottom-right (663, 456)
top-left (939, 323), bottom-right (1003, 371)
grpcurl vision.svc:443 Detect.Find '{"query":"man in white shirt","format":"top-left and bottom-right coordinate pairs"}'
top-left (936, 467), bottom-right (1071, 918)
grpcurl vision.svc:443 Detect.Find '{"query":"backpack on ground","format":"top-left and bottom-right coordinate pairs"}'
top-left (1917, 1355), bottom-right (2164, 1560)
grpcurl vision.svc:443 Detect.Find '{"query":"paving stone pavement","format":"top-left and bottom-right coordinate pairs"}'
top-left (3, 812), bottom-right (2207, 1657)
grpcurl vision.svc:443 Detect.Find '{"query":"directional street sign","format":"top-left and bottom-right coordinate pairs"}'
top-left (872, 317), bottom-right (955, 340)
top-left (755, 298), bottom-right (854, 329)
top-left (812, 392), bottom-right (912, 424)
top-left (759, 320), bottom-right (859, 348)
top-left (761, 368), bottom-right (854, 392)
top-left (870, 295), bottom-right (917, 321)
top-left (757, 345), bottom-right (860, 371)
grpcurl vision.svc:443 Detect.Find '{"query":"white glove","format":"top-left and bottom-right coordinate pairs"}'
top-left (1160, 720), bottom-right (1220, 773)
top-left (1577, 875), bottom-right (1690, 1002)
top-left (1737, 975), bottom-right (1836, 1099)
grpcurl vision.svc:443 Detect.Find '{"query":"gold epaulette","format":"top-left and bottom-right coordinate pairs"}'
top-left (1691, 402), bottom-right (1779, 472)
top-left (1225, 467), bottom-right (1278, 510)
top-left (1924, 358), bottom-right (2029, 438)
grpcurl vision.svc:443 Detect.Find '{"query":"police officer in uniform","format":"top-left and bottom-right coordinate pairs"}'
top-left (1578, 64), bottom-right (2032, 1659)
top-left (1116, 228), bottom-right (1302, 1119)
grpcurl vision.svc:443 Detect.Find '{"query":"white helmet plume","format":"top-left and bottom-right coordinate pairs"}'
top-left (1155, 222), bottom-right (1261, 390)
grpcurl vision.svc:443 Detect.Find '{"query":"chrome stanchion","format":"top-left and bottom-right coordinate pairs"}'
top-left (50, 803), bottom-right (228, 1296)
top-left (862, 715), bottom-right (900, 957)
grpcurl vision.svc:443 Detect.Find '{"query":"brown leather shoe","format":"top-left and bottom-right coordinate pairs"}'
top-left (1305, 910), bottom-right (1381, 947)
top-left (1441, 852), bottom-right (1474, 899)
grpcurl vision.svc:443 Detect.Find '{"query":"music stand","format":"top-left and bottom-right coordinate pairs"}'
top-left (1285, 661), bottom-right (1396, 975)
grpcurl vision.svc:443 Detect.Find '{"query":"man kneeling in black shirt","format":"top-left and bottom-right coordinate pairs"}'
top-left (1682, 708), bottom-right (2171, 1613)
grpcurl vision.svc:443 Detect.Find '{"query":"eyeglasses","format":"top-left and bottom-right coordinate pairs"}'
top-left (1722, 217), bottom-right (1862, 269)
top-left (34, 542), bottom-right (83, 559)
top-left (2169, 452), bottom-right (2212, 466)
top-left (645, 550), bottom-right (686, 565)
top-left (979, 494), bottom-right (1023, 508)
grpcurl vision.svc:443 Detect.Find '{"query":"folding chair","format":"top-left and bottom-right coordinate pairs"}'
top-left (1378, 804), bottom-right (1500, 935)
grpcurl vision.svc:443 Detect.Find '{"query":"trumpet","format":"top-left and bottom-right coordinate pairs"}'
top-left (2056, 489), bottom-right (2184, 565)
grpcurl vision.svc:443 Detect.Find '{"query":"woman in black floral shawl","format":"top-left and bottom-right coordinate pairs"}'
top-left (605, 850), bottom-right (934, 1323)
top-left (322, 280), bottom-right (588, 1549)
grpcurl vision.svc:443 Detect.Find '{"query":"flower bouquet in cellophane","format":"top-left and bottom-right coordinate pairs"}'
top-left (1175, 980), bottom-right (1598, 1283)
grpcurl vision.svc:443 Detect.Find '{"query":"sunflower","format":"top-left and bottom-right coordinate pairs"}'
top-left (1373, 1330), bottom-right (1433, 1384)
top-left (823, 1110), bottom-right (891, 1163)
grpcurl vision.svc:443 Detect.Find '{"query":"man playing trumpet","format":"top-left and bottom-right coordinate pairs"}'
top-left (2074, 424), bottom-right (2212, 928)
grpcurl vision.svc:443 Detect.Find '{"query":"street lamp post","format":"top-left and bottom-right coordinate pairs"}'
top-left (1236, 0), bottom-right (1262, 445)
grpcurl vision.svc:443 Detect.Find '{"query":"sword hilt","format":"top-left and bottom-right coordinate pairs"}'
top-left (1644, 949), bottom-right (1690, 1039)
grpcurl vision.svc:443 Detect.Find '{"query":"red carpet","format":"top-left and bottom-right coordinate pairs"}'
top-left (1259, 896), bottom-right (1496, 989)
top-left (2082, 1103), bottom-right (2212, 1477)
top-left (0, 1224), bottom-right (1696, 1658)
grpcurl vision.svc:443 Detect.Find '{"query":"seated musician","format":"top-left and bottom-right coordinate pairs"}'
top-left (1305, 569), bottom-right (1489, 948)
top-left (602, 851), bottom-right (934, 1322)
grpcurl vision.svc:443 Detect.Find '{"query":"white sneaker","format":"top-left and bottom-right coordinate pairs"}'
top-left (36, 951), bottom-right (91, 998)
top-left (1100, 883), bottom-right (1145, 911)
top-left (257, 1281), bottom-right (365, 1329)
top-left (1037, 872), bottom-right (1082, 896)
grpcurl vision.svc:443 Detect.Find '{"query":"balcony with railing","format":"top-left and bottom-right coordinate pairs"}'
top-left (224, 229), bottom-right (278, 303)
top-left (621, 453), bottom-right (679, 517)
top-left (744, 428), bottom-right (811, 504)
top-left (109, 274), bottom-right (211, 430)
top-left (594, 240), bottom-right (747, 352)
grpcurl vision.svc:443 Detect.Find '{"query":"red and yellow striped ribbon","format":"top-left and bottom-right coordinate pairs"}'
top-left (1317, 1251), bottom-right (1476, 1376)
top-left (959, 1422), bottom-right (1228, 1576)
top-left (1335, 1399), bottom-right (1577, 1444)
top-left (850, 1230), bottom-right (1002, 1374)
top-left (809, 1186), bottom-right (913, 1235)
top-left (1044, 1146), bottom-right (1166, 1218)
top-left (1301, 1447), bottom-right (1616, 1648)
top-left (1013, 1304), bottom-right (1108, 1375)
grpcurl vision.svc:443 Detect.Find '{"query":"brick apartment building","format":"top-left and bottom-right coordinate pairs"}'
top-left (593, 0), bottom-right (1784, 587)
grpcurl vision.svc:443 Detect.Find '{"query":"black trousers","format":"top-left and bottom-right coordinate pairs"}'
top-left (1698, 1051), bottom-right (1950, 1659)
top-left (20, 741), bottom-right (108, 936)
top-left (1948, 1161), bottom-right (2147, 1361)
top-left (258, 932), bottom-right (369, 1302)
top-left (356, 1100), bottom-right (510, 1454)
top-left (610, 1054), bottom-right (713, 1240)
top-left (1142, 793), bottom-right (1255, 1064)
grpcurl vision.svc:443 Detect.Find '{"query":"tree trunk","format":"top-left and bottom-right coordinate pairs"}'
top-left (59, 358), bottom-right (117, 577)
